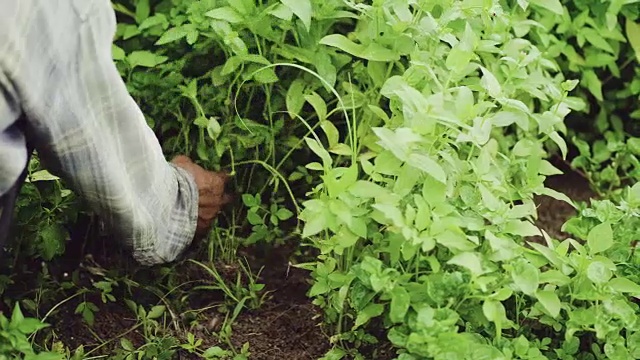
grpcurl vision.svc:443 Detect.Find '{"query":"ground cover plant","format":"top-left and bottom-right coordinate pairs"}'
top-left (1, 0), bottom-right (640, 359)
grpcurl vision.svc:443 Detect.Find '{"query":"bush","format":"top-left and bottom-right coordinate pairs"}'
top-left (5, 0), bottom-right (640, 359)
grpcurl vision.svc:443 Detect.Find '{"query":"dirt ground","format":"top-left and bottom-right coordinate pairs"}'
top-left (7, 159), bottom-right (598, 360)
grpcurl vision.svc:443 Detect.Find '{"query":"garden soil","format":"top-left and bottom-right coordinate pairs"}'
top-left (33, 161), bottom-right (598, 360)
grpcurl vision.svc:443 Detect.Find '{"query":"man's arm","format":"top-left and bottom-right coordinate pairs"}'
top-left (0, 0), bottom-right (227, 265)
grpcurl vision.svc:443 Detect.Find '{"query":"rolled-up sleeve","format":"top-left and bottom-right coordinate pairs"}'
top-left (0, 0), bottom-right (199, 265)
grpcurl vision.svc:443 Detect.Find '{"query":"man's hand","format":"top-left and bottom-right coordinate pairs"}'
top-left (171, 155), bottom-right (231, 236)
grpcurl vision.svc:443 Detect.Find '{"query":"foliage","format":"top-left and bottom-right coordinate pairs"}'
top-left (2, 0), bottom-right (640, 359)
top-left (0, 304), bottom-right (62, 360)
top-left (520, 0), bottom-right (640, 193)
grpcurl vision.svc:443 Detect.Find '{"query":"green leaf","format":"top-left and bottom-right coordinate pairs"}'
top-left (582, 70), bottom-right (603, 101)
top-left (447, 252), bottom-right (485, 276)
top-left (549, 131), bottom-right (568, 159)
top-left (305, 137), bottom-right (332, 168)
top-left (587, 261), bottom-right (612, 284)
top-left (389, 286), bottom-right (410, 323)
top-left (306, 93), bottom-right (328, 122)
top-left (10, 303), bottom-right (25, 327)
top-left (536, 290), bottom-right (561, 318)
top-left (121, 338), bottom-right (135, 351)
top-left (511, 261), bottom-right (539, 295)
top-left (348, 181), bottom-right (387, 198)
top-left (276, 208), bottom-right (294, 220)
top-left (286, 79), bottom-right (306, 118)
top-left (407, 153), bottom-right (446, 184)
top-left (479, 67), bottom-right (502, 98)
top-left (135, 0), bottom-right (150, 24)
top-left (587, 222), bottom-right (613, 254)
top-left (203, 346), bottom-right (229, 357)
top-left (17, 318), bottom-right (48, 334)
top-left (319, 34), bottom-right (400, 62)
top-left (582, 28), bottom-right (614, 53)
top-left (38, 223), bottom-right (66, 260)
top-left (626, 18), bottom-right (640, 63)
top-left (280, 0), bottom-right (312, 30)
top-left (482, 299), bottom-right (506, 323)
top-left (155, 26), bottom-right (188, 45)
top-left (205, 7), bottom-right (244, 23)
top-left (112, 45), bottom-right (126, 61)
top-left (609, 277), bottom-right (640, 295)
top-left (353, 303), bottom-right (384, 329)
top-left (530, 0), bottom-right (563, 15)
top-left (127, 51), bottom-right (168, 68)
top-left (247, 211), bottom-right (263, 225)
top-left (138, 14), bottom-right (168, 31)
top-left (29, 170), bottom-right (59, 182)
top-left (147, 305), bottom-right (165, 319)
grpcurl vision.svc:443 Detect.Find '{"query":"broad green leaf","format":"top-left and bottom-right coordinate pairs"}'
top-left (582, 28), bottom-right (614, 53)
top-left (121, 338), bottom-right (135, 351)
top-left (227, 0), bottom-right (255, 15)
top-left (549, 131), bottom-right (568, 159)
top-left (276, 208), bottom-right (294, 220)
top-left (447, 252), bottom-right (485, 276)
top-left (203, 346), bottom-right (229, 357)
top-left (530, 0), bottom-right (563, 15)
top-left (155, 26), bottom-right (188, 45)
top-left (504, 220), bottom-right (542, 237)
top-left (280, 0), bottom-right (312, 30)
top-left (147, 305), bottom-right (166, 320)
top-left (587, 261), bottom-right (612, 284)
top-left (609, 277), bottom-right (640, 294)
top-left (582, 70), bottom-right (603, 101)
top-left (10, 303), bottom-right (25, 327)
top-left (286, 79), bottom-right (306, 118)
top-left (319, 34), bottom-right (400, 62)
top-left (305, 137), bottom-right (332, 169)
top-left (38, 224), bottom-right (66, 260)
top-left (269, 4), bottom-right (293, 20)
top-left (306, 92), bottom-right (328, 121)
top-left (483, 299), bottom-right (506, 325)
top-left (112, 45), bottom-right (125, 61)
top-left (127, 51), bottom-right (167, 68)
top-left (138, 14), bottom-right (168, 31)
top-left (536, 290), bottom-right (561, 318)
top-left (349, 180), bottom-right (387, 198)
top-left (29, 170), bottom-right (59, 182)
top-left (626, 18), bottom-right (640, 63)
top-left (446, 48), bottom-right (473, 73)
top-left (353, 303), bottom-right (384, 329)
top-left (587, 222), bottom-right (613, 254)
top-left (479, 67), bottom-right (502, 98)
top-left (537, 187), bottom-right (576, 208)
top-left (389, 286), bottom-right (410, 323)
top-left (511, 260), bottom-right (539, 295)
top-left (205, 7), bottom-right (244, 23)
top-left (135, 0), bottom-right (150, 24)
top-left (407, 153), bottom-right (447, 184)
top-left (373, 127), bottom-right (422, 164)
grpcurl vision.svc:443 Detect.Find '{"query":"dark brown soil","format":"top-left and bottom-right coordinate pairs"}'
top-left (534, 157), bottom-right (597, 240)
top-left (47, 245), bottom-right (332, 360)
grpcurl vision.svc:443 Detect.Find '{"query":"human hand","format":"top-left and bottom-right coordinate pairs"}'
top-left (171, 155), bottom-right (232, 236)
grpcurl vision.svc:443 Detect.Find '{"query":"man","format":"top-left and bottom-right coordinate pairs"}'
top-left (0, 1), bottom-right (230, 265)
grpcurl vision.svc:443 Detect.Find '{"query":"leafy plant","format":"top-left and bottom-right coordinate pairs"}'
top-left (520, 0), bottom-right (640, 193)
top-left (0, 304), bottom-right (62, 359)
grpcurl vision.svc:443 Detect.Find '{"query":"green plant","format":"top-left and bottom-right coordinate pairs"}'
top-left (0, 304), bottom-right (62, 359)
top-left (5, 0), bottom-right (640, 358)
top-left (282, 0), bottom-right (640, 358)
top-left (520, 0), bottom-right (640, 193)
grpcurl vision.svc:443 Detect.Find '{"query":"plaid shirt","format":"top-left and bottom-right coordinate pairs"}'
top-left (0, 0), bottom-right (199, 265)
